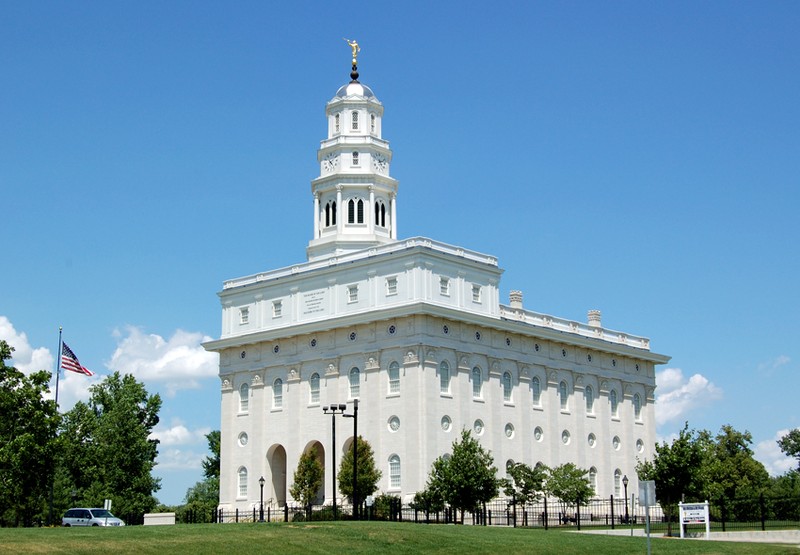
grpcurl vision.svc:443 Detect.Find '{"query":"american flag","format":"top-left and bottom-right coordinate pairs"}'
top-left (61, 343), bottom-right (94, 376)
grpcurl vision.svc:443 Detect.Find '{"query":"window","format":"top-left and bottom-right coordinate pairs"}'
top-left (357, 199), bottom-right (364, 222)
top-left (370, 113), bottom-right (376, 134)
top-left (585, 385), bottom-right (594, 413)
top-left (348, 285), bottom-right (358, 303)
top-left (439, 361), bottom-right (450, 394)
top-left (273, 378), bottom-right (283, 408)
top-left (614, 469), bottom-right (622, 497)
top-left (560, 381), bottom-right (569, 410)
top-left (388, 361), bottom-right (400, 394)
top-left (273, 301), bottom-right (282, 318)
top-left (472, 367), bottom-right (482, 399)
top-left (375, 200), bottom-right (386, 227)
top-left (634, 393), bottom-right (642, 420)
top-left (440, 277), bottom-right (450, 296)
top-left (472, 284), bottom-right (481, 303)
top-left (610, 389), bottom-right (619, 417)
top-left (347, 198), bottom-right (364, 224)
top-left (351, 110), bottom-right (359, 130)
top-left (239, 383), bottom-right (249, 413)
top-left (503, 371), bottom-right (513, 402)
top-left (352, 151), bottom-right (359, 166)
top-left (240, 307), bottom-right (249, 325)
top-left (325, 200), bottom-right (337, 227)
top-left (310, 373), bottom-right (320, 404)
top-left (349, 367), bottom-right (360, 398)
top-left (389, 455), bottom-right (401, 489)
top-left (589, 467), bottom-right (597, 494)
top-left (386, 276), bottom-right (397, 296)
top-left (532, 376), bottom-right (541, 406)
top-left (238, 467), bottom-right (248, 498)
top-left (334, 113), bottom-right (340, 134)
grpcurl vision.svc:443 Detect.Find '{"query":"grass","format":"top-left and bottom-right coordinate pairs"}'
top-left (0, 521), bottom-right (796, 555)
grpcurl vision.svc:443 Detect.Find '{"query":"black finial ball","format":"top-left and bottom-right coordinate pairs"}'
top-left (350, 64), bottom-right (359, 82)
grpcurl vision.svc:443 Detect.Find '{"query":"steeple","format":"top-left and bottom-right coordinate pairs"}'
top-left (306, 41), bottom-right (399, 261)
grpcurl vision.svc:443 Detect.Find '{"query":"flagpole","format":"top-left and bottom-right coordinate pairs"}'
top-left (49, 326), bottom-right (63, 527)
top-left (54, 327), bottom-right (63, 408)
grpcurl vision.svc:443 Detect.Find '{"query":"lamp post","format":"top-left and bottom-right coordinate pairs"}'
top-left (343, 399), bottom-right (358, 519)
top-left (622, 475), bottom-right (629, 524)
top-left (323, 403), bottom-right (347, 519)
top-left (259, 476), bottom-right (265, 522)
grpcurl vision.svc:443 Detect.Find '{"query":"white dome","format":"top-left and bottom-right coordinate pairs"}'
top-left (335, 81), bottom-right (376, 100)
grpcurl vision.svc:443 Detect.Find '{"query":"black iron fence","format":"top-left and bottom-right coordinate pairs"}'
top-left (131, 494), bottom-right (800, 532)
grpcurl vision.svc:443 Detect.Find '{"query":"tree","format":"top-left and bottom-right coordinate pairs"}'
top-left (202, 430), bottom-right (221, 481)
top-left (778, 429), bottom-right (800, 471)
top-left (423, 429), bottom-right (499, 523)
top-left (698, 425), bottom-right (769, 502)
top-left (636, 423), bottom-right (703, 535)
top-left (338, 436), bottom-right (381, 507)
top-left (290, 450), bottom-right (324, 518)
top-left (544, 463), bottom-right (593, 522)
top-left (181, 430), bottom-right (221, 523)
top-left (502, 462), bottom-right (547, 504)
top-left (0, 341), bottom-right (60, 526)
top-left (58, 372), bottom-right (162, 518)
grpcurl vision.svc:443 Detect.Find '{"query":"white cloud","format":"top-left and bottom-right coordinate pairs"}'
top-left (150, 421), bottom-right (212, 447)
top-left (758, 355), bottom-right (791, 376)
top-left (655, 367), bottom-right (722, 426)
top-left (755, 429), bottom-right (797, 476)
top-left (107, 326), bottom-right (219, 397)
top-left (155, 448), bottom-right (206, 471)
top-left (0, 316), bottom-right (55, 376)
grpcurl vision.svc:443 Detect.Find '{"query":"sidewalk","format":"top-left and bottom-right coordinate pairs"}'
top-left (577, 528), bottom-right (800, 546)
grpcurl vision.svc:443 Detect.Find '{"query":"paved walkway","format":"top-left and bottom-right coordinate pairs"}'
top-left (577, 528), bottom-right (800, 546)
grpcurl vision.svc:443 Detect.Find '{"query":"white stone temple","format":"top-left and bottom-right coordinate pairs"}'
top-left (204, 48), bottom-right (670, 512)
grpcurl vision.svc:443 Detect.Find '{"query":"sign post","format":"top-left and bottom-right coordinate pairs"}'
top-left (638, 480), bottom-right (656, 555)
top-left (679, 501), bottom-right (710, 540)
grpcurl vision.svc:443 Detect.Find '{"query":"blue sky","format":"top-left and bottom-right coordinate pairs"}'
top-left (2, 2), bottom-right (798, 506)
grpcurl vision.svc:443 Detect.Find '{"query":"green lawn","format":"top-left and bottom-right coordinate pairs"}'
top-left (0, 521), bottom-right (796, 555)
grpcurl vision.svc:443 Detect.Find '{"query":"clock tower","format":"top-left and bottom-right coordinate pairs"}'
top-left (306, 47), bottom-right (399, 261)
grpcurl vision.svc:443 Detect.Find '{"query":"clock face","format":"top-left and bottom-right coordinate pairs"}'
top-left (322, 153), bottom-right (339, 172)
top-left (373, 154), bottom-right (388, 173)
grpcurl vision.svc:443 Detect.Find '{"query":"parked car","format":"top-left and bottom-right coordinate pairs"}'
top-left (62, 508), bottom-right (126, 527)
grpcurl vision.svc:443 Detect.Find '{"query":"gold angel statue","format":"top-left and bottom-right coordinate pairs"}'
top-left (344, 38), bottom-right (360, 62)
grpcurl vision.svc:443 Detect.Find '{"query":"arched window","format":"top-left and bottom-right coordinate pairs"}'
top-left (589, 467), bottom-right (597, 495)
top-left (325, 202), bottom-right (331, 227)
top-left (349, 367), bottom-right (360, 398)
top-left (310, 373), bottom-right (320, 404)
top-left (532, 376), bottom-right (541, 406)
top-left (238, 467), bottom-right (248, 498)
top-left (503, 371), bottom-right (513, 402)
top-left (388, 361), bottom-right (400, 394)
top-left (375, 200), bottom-right (386, 227)
top-left (348, 199), bottom-right (355, 223)
top-left (357, 199), bottom-right (364, 223)
top-left (239, 383), bottom-right (249, 413)
top-left (439, 361), bottom-right (450, 394)
top-left (370, 113), bottom-right (376, 134)
top-left (472, 367), bottom-right (482, 399)
top-left (585, 385), bottom-right (594, 413)
top-left (351, 110), bottom-right (359, 130)
top-left (389, 455), bottom-right (401, 489)
top-left (352, 151), bottom-right (359, 166)
top-left (614, 469), bottom-right (622, 497)
top-left (610, 389), bottom-right (619, 417)
top-left (273, 378), bottom-right (283, 409)
top-left (559, 381), bottom-right (568, 410)
top-left (634, 393), bottom-right (642, 420)
top-left (334, 113), bottom-right (340, 134)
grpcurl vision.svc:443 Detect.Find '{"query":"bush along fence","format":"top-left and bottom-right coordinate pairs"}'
top-left (144, 494), bottom-right (800, 531)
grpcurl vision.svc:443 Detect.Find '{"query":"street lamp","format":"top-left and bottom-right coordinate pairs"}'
top-left (323, 403), bottom-right (348, 519)
top-left (259, 476), bottom-right (265, 522)
top-left (622, 475), bottom-right (629, 524)
top-left (342, 399), bottom-right (359, 519)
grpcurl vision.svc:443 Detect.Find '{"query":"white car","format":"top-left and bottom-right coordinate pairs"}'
top-left (62, 508), bottom-right (126, 527)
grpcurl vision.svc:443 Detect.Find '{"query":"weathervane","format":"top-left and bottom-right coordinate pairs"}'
top-left (343, 38), bottom-right (361, 81)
